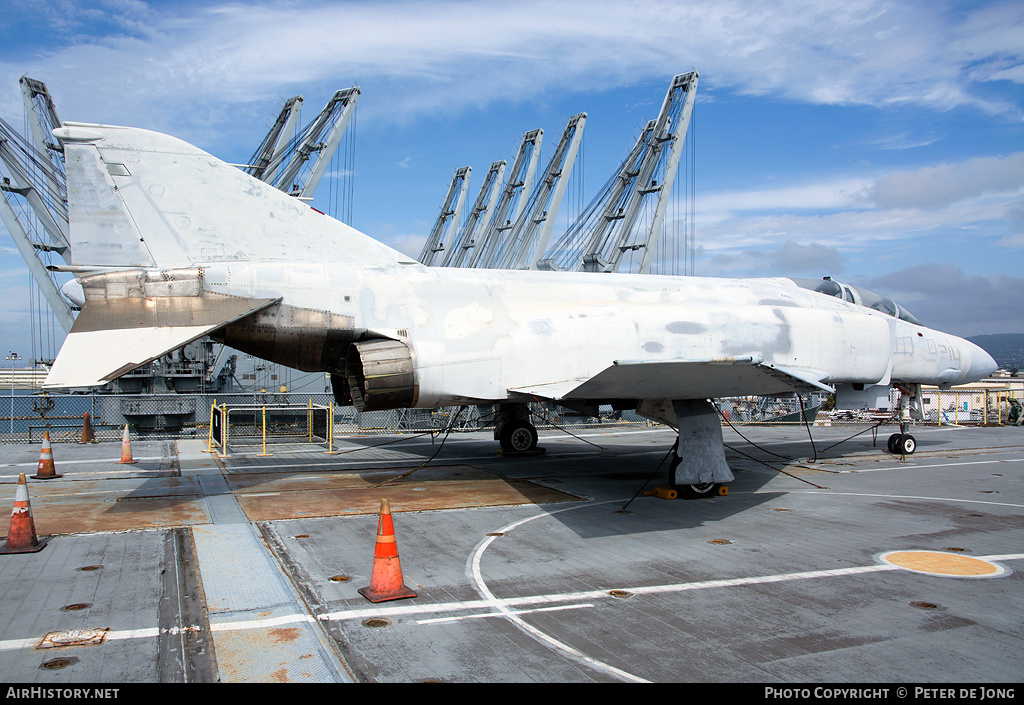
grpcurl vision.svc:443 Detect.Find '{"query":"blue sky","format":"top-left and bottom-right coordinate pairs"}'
top-left (0, 0), bottom-right (1022, 365)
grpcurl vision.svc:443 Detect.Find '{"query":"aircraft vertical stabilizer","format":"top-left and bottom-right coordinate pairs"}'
top-left (53, 123), bottom-right (408, 269)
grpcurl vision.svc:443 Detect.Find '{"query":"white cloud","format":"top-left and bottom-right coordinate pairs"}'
top-left (2, 0), bottom-right (1022, 137)
top-left (868, 151), bottom-right (1024, 210)
top-left (865, 265), bottom-right (1024, 336)
top-left (861, 132), bottom-right (945, 151)
top-left (1, 0), bottom-right (1020, 341)
top-left (699, 179), bottom-right (872, 215)
top-left (698, 240), bottom-right (847, 278)
top-left (693, 151), bottom-right (1024, 258)
top-left (390, 233), bottom-right (427, 260)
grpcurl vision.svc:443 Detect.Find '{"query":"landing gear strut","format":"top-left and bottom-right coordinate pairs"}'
top-left (888, 384), bottom-right (921, 455)
top-left (658, 400), bottom-right (734, 499)
top-left (668, 451), bottom-right (725, 499)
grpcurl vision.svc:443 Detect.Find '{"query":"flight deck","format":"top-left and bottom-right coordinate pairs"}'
top-left (0, 424), bottom-right (1021, 684)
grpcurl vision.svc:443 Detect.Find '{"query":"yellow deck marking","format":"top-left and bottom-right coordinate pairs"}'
top-left (882, 550), bottom-right (1002, 577)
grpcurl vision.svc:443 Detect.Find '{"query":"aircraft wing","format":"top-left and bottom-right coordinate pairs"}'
top-left (45, 291), bottom-right (280, 389)
top-left (511, 357), bottom-right (834, 401)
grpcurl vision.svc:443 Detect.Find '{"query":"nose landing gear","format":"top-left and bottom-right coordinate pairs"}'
top-left (887, 432), bottom-right (917, 455)
top-left (888, 383), bottom-right (922, 455)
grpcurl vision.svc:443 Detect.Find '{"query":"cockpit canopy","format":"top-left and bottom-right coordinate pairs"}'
top-left (791, 277), bottom-right (922, 326)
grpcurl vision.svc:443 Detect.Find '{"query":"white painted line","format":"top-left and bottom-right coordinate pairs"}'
top-left (416, 603), bottom-right (596, 625)
top-left (209, 613), bottom-right (317, 632)
top-left (789, 490), bottom-right (1024, 510)
top-left (105, 627), bottom-right (160, 641)
top-left (839, 457), bottom-right (1024, 473)
top-left (2, 456), bottom-right (164, 469)
top-left (204, 451), bottom-right (611, 472)
top-left (2, 552), bottom-right (1021, 654)
top-left (0, 637), bottom-right (39, 650)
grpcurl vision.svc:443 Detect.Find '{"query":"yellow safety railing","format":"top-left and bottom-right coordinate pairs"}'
top-left (207, 399), bottom-right (334, 457)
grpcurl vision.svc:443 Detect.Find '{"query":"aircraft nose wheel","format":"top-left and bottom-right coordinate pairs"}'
top-left (887, 433), bottom-right (916, 455)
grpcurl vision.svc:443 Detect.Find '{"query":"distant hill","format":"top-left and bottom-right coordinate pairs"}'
top-left (968, 334), bottom-right (1024, 371)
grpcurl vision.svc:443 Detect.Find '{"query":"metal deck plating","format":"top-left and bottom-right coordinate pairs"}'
top-left (0, 424), bottom-right (1021, 683)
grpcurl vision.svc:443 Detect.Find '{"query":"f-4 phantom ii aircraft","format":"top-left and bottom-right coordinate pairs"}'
top-left (44, 122), bottom-right (997, 497)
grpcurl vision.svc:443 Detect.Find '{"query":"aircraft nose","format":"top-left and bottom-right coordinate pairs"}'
top-left (964, 341), bottom-right (998, 382)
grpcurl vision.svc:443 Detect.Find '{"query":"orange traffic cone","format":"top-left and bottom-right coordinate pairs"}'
top-left (118, 425), bottom-right (138, 465)
top-left (31, 430), bottom-right (62, 480)
top-left (80, 413), bottom-right (96, 444)
top-left (1, 473), bottom-right (47, 554)
top-left (358, 498), bottom-right (417, 603)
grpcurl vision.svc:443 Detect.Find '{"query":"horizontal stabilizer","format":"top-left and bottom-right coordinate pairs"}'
top-left (44, 292), bottom-right (279, 388)
top-left (46, 326), bottom-right (225, 388)
top-left (511, 357), bottom-right (833, 401)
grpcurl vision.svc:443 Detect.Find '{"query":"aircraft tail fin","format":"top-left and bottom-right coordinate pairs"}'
top-left (54, 123), bottom-right (406, 269)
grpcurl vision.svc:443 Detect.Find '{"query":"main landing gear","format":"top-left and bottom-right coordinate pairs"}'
top-left (494, 404), bottom-right (539, 453)
top-left (667, 450), bottom-right (728, 499)
top-left (641, 400), bottom-right (734, 500)
top-left (499, 418), bottom-right (539, 452)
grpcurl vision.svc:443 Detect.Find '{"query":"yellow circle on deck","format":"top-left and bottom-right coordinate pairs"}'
top-left (882, 550), bottom-right (1002, 577)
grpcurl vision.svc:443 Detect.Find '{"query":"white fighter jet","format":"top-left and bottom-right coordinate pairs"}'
top-left (43, 123), bottom-right (997, 497)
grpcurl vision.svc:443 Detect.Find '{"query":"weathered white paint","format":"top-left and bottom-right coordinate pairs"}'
top-left (45, 124), bottom-right (997, 401)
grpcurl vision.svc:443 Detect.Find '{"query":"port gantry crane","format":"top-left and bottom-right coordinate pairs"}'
top-left (418, 166), bottom-right (472, 267)
top-left (243, 95), bottom-right (305, 184)
top-left (0, 78), bottom-right (360, 383)
top-left (422, 113), bottom-right (587, 272)
top-left (441, 160), bottom-right (506, 268)
top-left (424, 71), bottom-right (696, 278)
top-left (0, 77), bottom-right (75, 334)
top-left (498, 112), bottom-right (586, 271)
top-left (466, 128), bottom-right (543, 268)
top-left (245, 87), bottom-right (360, 202)
top-left (544, 71), bottom-right (698, 274)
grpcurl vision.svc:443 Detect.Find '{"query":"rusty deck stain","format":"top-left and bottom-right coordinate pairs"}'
top-left (228, 464), bottom-right (582, 521)
top-left (0, 477), bottom-right (211, 538)
top-left (0, 463), bottom-right (580, 539)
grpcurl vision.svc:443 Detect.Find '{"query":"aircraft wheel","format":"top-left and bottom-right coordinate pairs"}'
top-left (680, 482), bottom-right (719, 499)
top-left (500, 420), bottom-right (538, 452)
top-left (887, 433), bottom-right (902, 453)
top-left (900, 434), bottom-right (916, 455)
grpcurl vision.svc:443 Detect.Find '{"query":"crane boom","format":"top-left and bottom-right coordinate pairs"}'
top-left (418, 166), bottom-right (472, 266)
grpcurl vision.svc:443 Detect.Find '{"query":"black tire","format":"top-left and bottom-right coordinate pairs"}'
top-left (900, 434), bottom-right (916, 455)
top-left (499, 420), bottom-right (538, 452)
top-left (887, 433), bottom-right (902, 454)
top-left (679, 482), bottom-right (719, 499)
